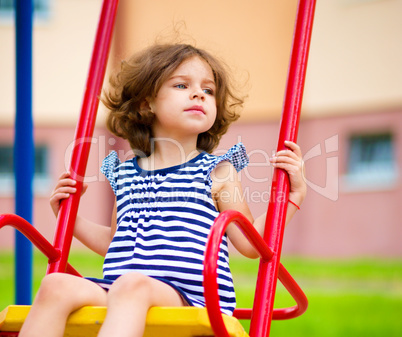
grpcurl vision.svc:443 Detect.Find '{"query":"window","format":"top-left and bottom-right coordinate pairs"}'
top-left (343, 132), bottom-right (398, 191)
top-left (0, 0), bottom-right (50, 22)
top-left (0, 144), bottom-right (51, 196)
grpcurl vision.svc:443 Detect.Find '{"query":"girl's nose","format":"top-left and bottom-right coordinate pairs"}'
top-left (191, 88), bottom-right (205, 101)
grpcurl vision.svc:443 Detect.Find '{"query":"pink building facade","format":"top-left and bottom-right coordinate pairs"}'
top-left (1, 108), bottom-right (401, 258)
top-left (1, 0), bottom-right (401, 258)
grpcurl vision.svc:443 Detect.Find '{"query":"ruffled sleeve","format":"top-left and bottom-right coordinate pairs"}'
top-left (100, 151), bottom-right (121, 195)
top-left (206, 143), bottom-right (249, 187)
top-left (215, 143), bottom-right (249, 172)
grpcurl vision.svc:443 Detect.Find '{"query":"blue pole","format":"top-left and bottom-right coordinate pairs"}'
top-left (14, 0), bottom-right (34, 305)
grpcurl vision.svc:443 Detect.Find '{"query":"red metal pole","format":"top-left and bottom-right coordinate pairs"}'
top-left (249, 1), bottom-right (316, 336)
top-left (47, 0), bottom-right (119, 274)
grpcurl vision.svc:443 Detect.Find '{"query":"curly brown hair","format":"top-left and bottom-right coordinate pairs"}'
top-left (102, 44), bottom-right (244, 156)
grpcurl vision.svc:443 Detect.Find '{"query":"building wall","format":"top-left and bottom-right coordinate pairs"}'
top-left (219, 109), bottom-right (402, 258)
top-left (287, 109), bottom-right (402, 257)
top-left (304, 0), bottom-right (402, 116)
top-left (1, 1), bottom-right (402, 259)
top-left (113, 0), bottom-right (298, 121)
top-left (0, 0), bottom-right (103, 127)
top-left (0, 126), bottom-right (116, 249)
top-left (1, 110), bottom-right (401, 257)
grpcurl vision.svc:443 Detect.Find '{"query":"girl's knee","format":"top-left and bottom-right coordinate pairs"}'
top-left (35, 273), bottom-right (76, 304)
top-left (107, 273), bottom-right (184, 308)
top-left (108, 272), bottom-right (151, 299)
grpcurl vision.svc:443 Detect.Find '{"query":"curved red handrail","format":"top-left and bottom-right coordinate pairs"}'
top-left (203, 210), bottom-right (308, 337)
top-left (0, 214), bottom-right (59, 262)
top-left (0, 214), bottom-right (81, 277)
top-left (232, 263), bottom-right (308, 321)
top-left (203, 210), bottom-right (272, 337)
top-left (275, 263), bottom-right (308, 319)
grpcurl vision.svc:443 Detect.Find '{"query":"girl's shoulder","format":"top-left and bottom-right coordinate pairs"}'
top-left (205, 142), bottom-right (249, 173)
top-left (100, 151), bottom-right (135, 194)
top-left (202, 143), bottom-right (249, 191)
top-left (101, 151), bottom-right (121, 171)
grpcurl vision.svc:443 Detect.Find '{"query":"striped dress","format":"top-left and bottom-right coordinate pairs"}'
top-left (87, 143), bottom-right (249, 315)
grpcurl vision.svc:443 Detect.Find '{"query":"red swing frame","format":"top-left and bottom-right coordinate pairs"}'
top-left (0, 0), bottom-right (316, 336)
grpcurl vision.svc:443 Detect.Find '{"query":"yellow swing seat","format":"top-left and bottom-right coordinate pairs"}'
top-left (0, 305), bottom-right (248, 337)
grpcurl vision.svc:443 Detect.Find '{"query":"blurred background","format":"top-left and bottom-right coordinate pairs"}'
top-left (0, 0), bottom-right (401, 336)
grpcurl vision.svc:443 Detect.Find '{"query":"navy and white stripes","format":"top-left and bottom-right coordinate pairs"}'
top-left (87, 143), bottom-right (249, 315)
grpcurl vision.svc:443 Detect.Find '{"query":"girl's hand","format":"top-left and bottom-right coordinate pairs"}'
top-left (50, 172), bottom-right (88, 217)
top-left (270, 140), bottom-right (307, 206)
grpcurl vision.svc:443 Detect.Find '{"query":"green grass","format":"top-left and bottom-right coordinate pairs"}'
top-left (1, 251), bottom-right (402, 336)
top-left (0, 250), bottom-right (104, 310)
top-left (230, 257), bottom-right (402, 336)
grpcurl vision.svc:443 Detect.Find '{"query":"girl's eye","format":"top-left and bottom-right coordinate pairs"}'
top-left (203, 88), bottom-right (214, 95)
top-left (175, 84), bottom-right (187, 89)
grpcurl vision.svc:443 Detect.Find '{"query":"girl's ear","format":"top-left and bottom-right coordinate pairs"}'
top-left (140, 99), bottom-right (153, 113)
top-left (138, 99), bottom-right (156, 126)
top-left (141, 98), bottom-right (154, 114)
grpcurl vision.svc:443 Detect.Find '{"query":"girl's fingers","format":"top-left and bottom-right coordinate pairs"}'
top-left (276, 141), bottom-right (302, 158)
top-left (51, 186), bottom-right (77, 196)
top-left (271, 161), bottom-right (302, 176)
top-left (284, 140), bottom-right (302, 153)
top-left (50, 193), bottom-right (70, 206)
top-left (270, 142), bottom-right (305, 179)
top-left (270, 154), bottom-right (302, 169)
top-left (56, 177), bottom-right (76, 187)
top-left (50, 171), bottom-right (84, 217)
top-left (53, 173), bottom-right (77, 191)
top-left (58, 171), bottom-right (71, 180)
top-left (50, 173), bottom-right (77, 201)
top-left (272, 141), bottom-right (303, 165)
top-left (270, 141), bottom-right (307, 198)
top-left (271, 154), bottom-right (299, 164)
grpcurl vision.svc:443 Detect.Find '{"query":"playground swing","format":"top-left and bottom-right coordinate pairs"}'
top-left (0, 0), bottom-right (316, 336)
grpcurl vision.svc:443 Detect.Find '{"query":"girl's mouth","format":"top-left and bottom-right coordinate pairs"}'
top-left (185, 105), bottom-right (205, 114)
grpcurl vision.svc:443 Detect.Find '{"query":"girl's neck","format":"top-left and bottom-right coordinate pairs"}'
top-left (139, 137), bottom-right (200, 171)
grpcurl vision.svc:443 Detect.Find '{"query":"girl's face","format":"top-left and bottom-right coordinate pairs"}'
top-left (149, 56), bottom-right (217, 141)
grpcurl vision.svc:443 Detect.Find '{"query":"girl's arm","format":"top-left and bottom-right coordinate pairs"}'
top-left (73, 206), bottom-right (116, 256)
top-left (50, 172), bottom-right (116, 257)
top-left (211, 141), bottom-right (306, 259)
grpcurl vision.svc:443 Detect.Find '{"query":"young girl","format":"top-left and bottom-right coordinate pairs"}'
top-left (20, 43), bottom-right (306, 337)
